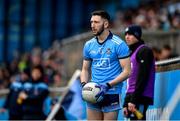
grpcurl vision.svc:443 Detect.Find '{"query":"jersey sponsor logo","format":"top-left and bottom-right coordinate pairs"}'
top-left (90, 50), bottom-right (97, 54)
top-left (93, 58), bottom-right (110, 69)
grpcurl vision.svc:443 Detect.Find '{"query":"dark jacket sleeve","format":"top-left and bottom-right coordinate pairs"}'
top-left (25, 89), bottom-right (49, 103)
top-left (131, 46), bottom-right (154, 104)
top-left (23, 84), bottom-right (49, 104)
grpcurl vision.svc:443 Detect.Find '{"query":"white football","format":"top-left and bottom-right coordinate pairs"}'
top-left (82, 82), bottom-right (101, 103)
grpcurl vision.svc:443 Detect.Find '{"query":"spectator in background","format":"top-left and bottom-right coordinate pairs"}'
top-left (8, 59), bottom-right (19, 76)
top-left (18, 53), bottom-right (30, 72)
top-left (160, 44), bottom-right (178, 60)
top-left (50, 72), bottom-right (63, 97)
top-left (0, 67), bottom-right (31, 120)
top-left (19, 65), bottom-right (49, 120)
top-left (31, 47), bottom-right (42, 67)
top-left (151, 46), bottom-right (161, 61)
top-left (134, 8), bottom-right (148, 29)
top-left (0, 66), bottom-right (10, 89)
top-left (123, 25), bottom-right (155, 120)
top-left (171, 11), bottom-right (180, 29)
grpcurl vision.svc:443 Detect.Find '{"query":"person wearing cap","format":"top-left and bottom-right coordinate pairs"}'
top-left (123, 25), bottom-right (155, 120)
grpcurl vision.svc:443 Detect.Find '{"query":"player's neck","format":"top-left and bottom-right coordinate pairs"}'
top-left (97, 30), bottom-right (109, 43)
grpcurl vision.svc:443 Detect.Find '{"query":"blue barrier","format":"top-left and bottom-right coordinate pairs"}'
top-left (147, 70), bottom-right (180, 120)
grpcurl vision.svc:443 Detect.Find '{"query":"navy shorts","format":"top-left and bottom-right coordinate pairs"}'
top-left (86, 94), bottom-right (121, 112)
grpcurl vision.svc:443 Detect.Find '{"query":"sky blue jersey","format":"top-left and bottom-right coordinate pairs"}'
top-left (83, 32), bottom-right (130, 94)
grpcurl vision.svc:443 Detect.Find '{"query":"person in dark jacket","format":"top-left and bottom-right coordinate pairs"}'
top-left (123, 25), bottom-right (155, 120)
top-left (18, 65), bottom-right (49, 120)
top-left (0, 67), bottom-right (31, 120)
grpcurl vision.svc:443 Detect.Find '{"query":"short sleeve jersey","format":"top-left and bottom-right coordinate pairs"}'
top-left (83, 32), bottom-right (130, 94)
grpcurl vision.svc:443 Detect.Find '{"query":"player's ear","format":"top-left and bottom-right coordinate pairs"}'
top-left (104, 20), bottom-right (109, 28)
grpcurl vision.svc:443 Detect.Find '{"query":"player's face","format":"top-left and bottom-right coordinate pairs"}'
top-left (90, 15), bottom-right (105, 36)
top-left (125, 33), bottom-right (138, 45)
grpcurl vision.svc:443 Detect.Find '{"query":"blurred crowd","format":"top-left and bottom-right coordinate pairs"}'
top-left (0, 41), bottom-right (68, 120)
top-left (114, 1), bottom-right (180, 31)
top-left (0, 40), bottom-right (65, 90)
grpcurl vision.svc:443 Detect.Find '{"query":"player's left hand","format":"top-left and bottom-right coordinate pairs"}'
top-left (95, 83), bottom-right (111, 102)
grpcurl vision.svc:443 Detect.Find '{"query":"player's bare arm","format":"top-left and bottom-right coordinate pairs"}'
top-left (80, 60), bottom-right (91, 84)
top-left (108, 57), bottom-right (131, 86)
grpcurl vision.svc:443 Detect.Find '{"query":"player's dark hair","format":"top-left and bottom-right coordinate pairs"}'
top-left (91, 10), bottom-right (110, 22)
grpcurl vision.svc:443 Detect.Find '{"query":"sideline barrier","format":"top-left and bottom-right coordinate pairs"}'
top-left (146, 70), bottom-right (180, 120)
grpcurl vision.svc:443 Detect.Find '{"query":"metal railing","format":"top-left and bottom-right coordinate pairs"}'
top-left (156, 57), bottom-right (180, 66)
